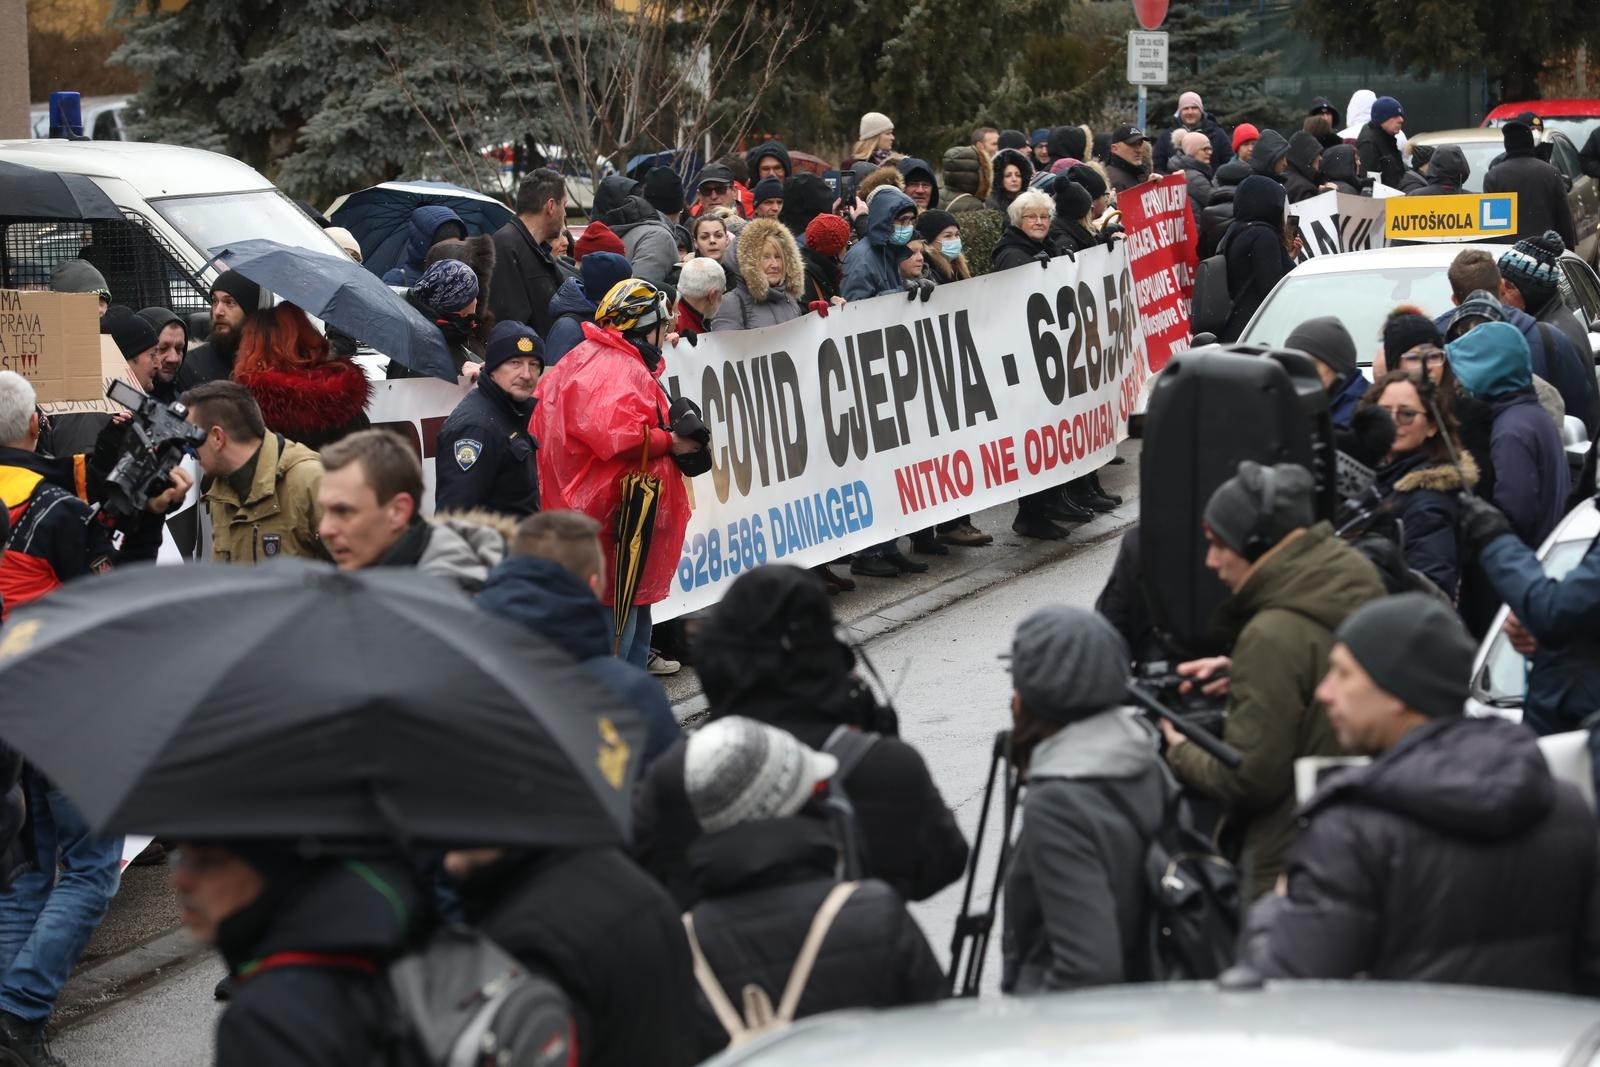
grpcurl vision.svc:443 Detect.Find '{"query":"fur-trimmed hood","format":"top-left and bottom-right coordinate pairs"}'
top-left (235, 360), bottom-right (372, 449)
top-left (734, 217), bottom-right (805, 301)
top-left (1392, 450), bottom-right (1480, 494)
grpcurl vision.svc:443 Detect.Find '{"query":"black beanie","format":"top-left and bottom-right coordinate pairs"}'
top-left (641, 167), bottom-right (686, 216)
top-left (103, 305), bottom-right (158, 361)
top-left (1337, 594), bottom-right (1474, 718)
top-left (1067, 164), bottom-right (1107, 200)
top-left (1053, 180), bottom-right (1093, 222)
top-left (914, 209), bottom-right (958, 243)
top-left (1048, 125), bottom-right (1088, 163)
top-left (210, 271), bottom-right (262, 316)
top-left (998, 129), bottom-right (1028, 151)
top-left (1285, 315), bottom-right (1358, 382)
top-left (1383, 310), bottom-right (1443, 368)
top-left (1203, 461), bottom-right (1316, 561)
top-left (1503, 121), bottom-right (1536, 156)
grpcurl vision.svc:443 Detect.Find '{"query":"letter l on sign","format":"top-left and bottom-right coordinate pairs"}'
top-left (1480, 197), bottom-right (1512, 232)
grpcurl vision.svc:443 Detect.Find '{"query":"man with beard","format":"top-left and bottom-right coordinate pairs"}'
top-left (176, 272), bottom-right (262, 390)
top-left (137, 306), bottom-right (188, 404)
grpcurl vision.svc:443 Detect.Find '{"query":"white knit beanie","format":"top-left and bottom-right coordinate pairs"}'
top-left (859, 112), bottom-right (894, 141)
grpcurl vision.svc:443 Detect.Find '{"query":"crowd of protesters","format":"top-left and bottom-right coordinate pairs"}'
top-left (2, 85), bottom-right (1600, 1067)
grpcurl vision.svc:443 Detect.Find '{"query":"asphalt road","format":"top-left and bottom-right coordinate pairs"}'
top-left (52, 450), bottom-right (1138, 1059)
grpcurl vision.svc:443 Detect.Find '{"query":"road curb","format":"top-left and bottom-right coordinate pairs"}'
top-left (54, 926), bottom-right (208, 1028)
top-left (672, 501), bottom-right (1140, 724)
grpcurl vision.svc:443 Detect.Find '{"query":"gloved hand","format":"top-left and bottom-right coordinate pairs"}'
top-left (1459, 492), bottom-right (1514, 548)
top-left (1034, 250), bottom-right (1052, 269)
top-left (903, 277), bottom-right (935, 302)
top-left (807, 300), bottom-right (831, 318)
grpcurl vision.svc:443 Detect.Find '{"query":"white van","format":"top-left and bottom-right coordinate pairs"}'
top-left (0, 138), bottom-right (342, 318)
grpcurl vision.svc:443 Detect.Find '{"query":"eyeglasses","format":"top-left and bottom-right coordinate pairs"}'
top-left (1379, 406), bottom-right (1424, 426)
top-left (698, 183), bottom-right (729, 195)
top-left (1020, 212), bottom-right (1052, 222)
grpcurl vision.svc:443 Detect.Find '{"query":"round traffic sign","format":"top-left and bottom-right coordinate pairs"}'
top-left (1132, 0), bottom-right (1168, 29)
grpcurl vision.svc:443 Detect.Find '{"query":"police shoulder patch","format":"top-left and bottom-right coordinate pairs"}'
top-left (454, 438), bottom-right (483, 471)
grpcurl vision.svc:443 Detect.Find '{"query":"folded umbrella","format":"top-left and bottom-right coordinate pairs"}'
top-left (212, 238), bottom-right (457, 380)
top-left (0, 562), bottom-right (645, 847)
top-left (613, 426), bottom-right (661, 653)
top-left (326, 180), bottom-right (515, 281)
top-left (0, 160), bottom-right (121, 221)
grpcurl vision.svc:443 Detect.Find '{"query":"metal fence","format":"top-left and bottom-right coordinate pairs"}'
top-left (0, 210), bottom-right (209, 315)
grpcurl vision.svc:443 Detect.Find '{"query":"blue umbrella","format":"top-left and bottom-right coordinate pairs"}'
top-left (211, 238), bottom-right (456, 381)
top-left (326, 180), bottom-right (515, 280)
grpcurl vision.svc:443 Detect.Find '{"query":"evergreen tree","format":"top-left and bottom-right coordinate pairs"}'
top-left (1140, 0), bottom-right (1294, 136)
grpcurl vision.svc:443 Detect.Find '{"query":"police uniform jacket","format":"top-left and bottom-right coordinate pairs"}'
top-left (435, 374), bottom-right (540, 518)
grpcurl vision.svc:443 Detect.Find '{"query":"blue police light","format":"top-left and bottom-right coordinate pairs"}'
top-left (48, 92), bottom-right (86, 140)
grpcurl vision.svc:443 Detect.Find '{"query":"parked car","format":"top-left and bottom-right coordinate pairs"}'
top-left (701, 980), bottom-right (1600, 1066)
top-left (28, 96), bottom-right (130, 142)
top-left (1405, 127), bottom-right (1600, 266)
top-left (1483, 99), bottom-right (1600, 153)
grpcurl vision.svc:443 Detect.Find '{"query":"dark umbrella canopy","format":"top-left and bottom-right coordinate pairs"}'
top-left (326, 181), bottom-right (514, 281)
top-left (0, 160), bottom-right (121, 221)
top-left (0, 562), bottom-right (645, 848)
top-left (212, 238), bottom-right (456, 379)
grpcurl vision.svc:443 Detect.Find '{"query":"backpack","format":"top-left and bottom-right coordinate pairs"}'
top-left (1188, 252), bottom-right (1230, 336)
top-left (1099, 778), bottom-right (1241, 980)
top-left (682, 881), bottom-right (858, 1048)
top-left (250, 925), bottom-right (575, 1067)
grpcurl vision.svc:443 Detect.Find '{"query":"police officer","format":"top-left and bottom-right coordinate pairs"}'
top-left (435, 321), bottom-right (541, 517)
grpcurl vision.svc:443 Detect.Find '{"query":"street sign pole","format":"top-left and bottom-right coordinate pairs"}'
top-left (1138, 84), bottom-right (1147, 134)
top-left (1128, 30), bottom-right (1168, 130)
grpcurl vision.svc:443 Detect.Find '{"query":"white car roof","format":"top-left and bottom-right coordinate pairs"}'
top-left (0, 139), bottom-right (279, 200)
top-left (1285, 243), bottom-right (1522, 280)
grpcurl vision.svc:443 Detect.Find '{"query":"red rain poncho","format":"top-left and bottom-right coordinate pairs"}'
top-left (531, 322), bottom-right (692, 606)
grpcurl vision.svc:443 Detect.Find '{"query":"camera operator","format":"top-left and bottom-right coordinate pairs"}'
top-left (1159, 461), bottom-right (1384, 900)
top-left (183, 381), bottom-right (326, 564)
top-left (0, 372), bottom-right (190, 620)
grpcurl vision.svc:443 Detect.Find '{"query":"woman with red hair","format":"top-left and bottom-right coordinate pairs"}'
top-left (232, 304), bottom-right (372, 451)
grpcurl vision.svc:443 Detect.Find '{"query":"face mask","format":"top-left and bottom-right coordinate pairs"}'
top-left (891, 225), bottom-right (914, 246)
top-left (940, 238), bottom-right (963, 259)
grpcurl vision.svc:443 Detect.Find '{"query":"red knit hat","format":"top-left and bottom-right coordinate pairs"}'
top-left (1231, 123), bottom-right (1261, 153)
top-left (804, 213), bottom-right (852, 258)
top-left (574, 220), bottom-right (625, 261)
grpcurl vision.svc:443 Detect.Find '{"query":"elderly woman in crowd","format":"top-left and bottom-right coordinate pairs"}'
top-left (711, 218), bottom-right (805, 331)
top-left (675, 257), bottom-right (726, 336)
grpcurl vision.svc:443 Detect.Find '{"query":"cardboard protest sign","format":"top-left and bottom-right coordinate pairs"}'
top-left (0, 290), bottom-right (102, 404)
top-left (1117, 174), bottom-right (1198, 372)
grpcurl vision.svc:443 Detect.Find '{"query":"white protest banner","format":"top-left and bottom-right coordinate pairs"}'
top-left (367, 375), bottom-right (473, 515)
top-left (1291, 191), bottom-right (1388, 264)
top-left (654, 244), bottom-right (1149, 620)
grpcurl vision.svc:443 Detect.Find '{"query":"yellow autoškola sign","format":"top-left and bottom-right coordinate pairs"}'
top-left (1384, 193), bottom-right (1518, 240)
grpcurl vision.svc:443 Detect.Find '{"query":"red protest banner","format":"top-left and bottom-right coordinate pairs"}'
top-left (1117, 173), bottom-right (1198, 372)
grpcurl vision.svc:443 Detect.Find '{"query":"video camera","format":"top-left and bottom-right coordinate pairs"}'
top-left (668, 395), bottom-right (713, 477)
top-left (99, 379), bottom-right (205, 518)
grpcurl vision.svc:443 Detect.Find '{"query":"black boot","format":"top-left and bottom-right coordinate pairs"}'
top-left (1089, 471), bottom-right (1122, 505)
top-left (1065, 477), bottom-right (1116, 514)
top-left (0, 1012), bottom-right (64, 1067)
top-left (849, 554), bottom-right (900, 578)
top-left (883, 546), bottom-right (930, 574)
top-left (1044, 488), bottom-right (1095, 523)
top-left (1012, 514), bottom-right (1069, 540)
top-left (910, 531), bottom-right (950, 556)
top-left (813, 564), bottom-right (856, 594)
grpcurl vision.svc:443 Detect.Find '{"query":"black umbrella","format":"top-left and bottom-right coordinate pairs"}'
top-left (0, 160), bottom-right (121, 221)
top-left (212, 238), bottom-right (457, 380)
top-left (0, 562), bottom-right (645, 847)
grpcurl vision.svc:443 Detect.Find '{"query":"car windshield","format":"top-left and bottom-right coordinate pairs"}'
top-left (1443, 142), bottom-right (1504, 193)
top-left (1239, 265), bottom-right (1456, 364)
top-left (150, 190), bottom-right (339, 265)
top-left (1476, 538), bottom-right (1595, 704)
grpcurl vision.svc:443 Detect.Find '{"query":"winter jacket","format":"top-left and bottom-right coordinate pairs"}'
top-left (531, 323), bottom-right (691, 606)
top-left (1410, 144), bottom-right (1470, 197)
top-left (382, 205), bottom-right (466, 286)
top-left (778, 173), bottom-right (835, 240)
top-left (1488, 390), bottom-right (1571, 547)
top-left (477, 555), bottom-right (680, 766)
top-left (1434, 304), bottom-right (1594, 432)
top-left (387, 288), bottom-right (481, 381)
top-left (1153, 111), bottom-right (1233, 175)
top-left (1219, 176), bottom-right (1293, 342)
top-left (1319, 145), bottom-right (1366, 195)
top-left (1251, 717), bottom-right (1600, 993)
top-left (175, 338), bottom-right (239, 392)
top-left (0, 447), bottom-right (117, 621)
top-left (490, 217), bottom-right (569, 337)
top-left (1094, 526), bottom-right (1155, 662)
top-left (801, 247), bottom-right (842, 305)
top-left (1003, 709), bottom-right (1167, 993)
top-left (592, 175), bottom-right (679, 287)
top-left (991, 224), bottom-right (1052, 273)
top-left (1534, 294), bottom-right (1595, 379)
top-left (1372, 449), bottom-right (1477, 597)
top-left (1485, 151), bottom-right (1578, 251)
top-left (1166, 523), bottom-right (1385, 898)
top-left (985, 149), bottom-right (1036, 215)
top-left (1326, 371), bottom-right (1368, 426)
top-left (375, 512), bottom-right (510, 593)
top-left (234, 359), bottom-right (371, 453)
top-left (203, 432), bottom-right (326, 565)
top-left (1479, 524), bottom-right (1600, 734)
top-left (841, 189), bottom-right (916, 301)
top-left (1198, 164), bottom-right (1245, 260)
top-left (213, 859), bottom-right (420, 1067)
top-left (456, 847), bottom-right (698, 1067)
top-left (1172, 153), bottom-right (1217, 211)
top-left (544, 277), bottom-right (599, 366)
top-left (1283, 132), bottom-right (1325, 204)
top-left (683, 816), bottom-right (945, 1060)
top-left (1047, 214), bottom-right (1107, 259)
top-left (1249, 131), bottom-right (1291, 182)
top-left (939, 146), bottom-right (986, 209)
top-left (1105, 153), bottom-right (1147, 196)
top-left (434, 374), bottom-right (539, 519)
top-left (1356, 121), bottom-right (1405, 190)
top-left (711, 218), bottom-right (805, 331)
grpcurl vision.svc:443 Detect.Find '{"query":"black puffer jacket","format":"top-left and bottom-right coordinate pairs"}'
top-left (1484, 148), bottom-right (1580, 251)
top-left (1356, 120), bottom-right (1405, 189)
top-left (1199, 161), bottom-right (1247, 259)
top-left (1411, 145), bottom-right (1470, 197)
top-left (1219, 176), bottom-right (1292, 342)
top-left (1372, 449), bottom-right (1477, 597)
top-left (455, 848), bottom-right (698, 1067)
top-left (683, 816), bottom-right (945, 1060)
top-left (633, 566), bottom-right (968, 908)
top-left (214, 859), bottom-right (419, 1066)
top-left (1283, 131), bottom-right (1324, 203)
top-left (991, 224), bottom-right (1052, 273)
top-left (1251, 717), bottom-right (1600, 993)
top-left (1319, 145), bottom-right (1366, 195)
